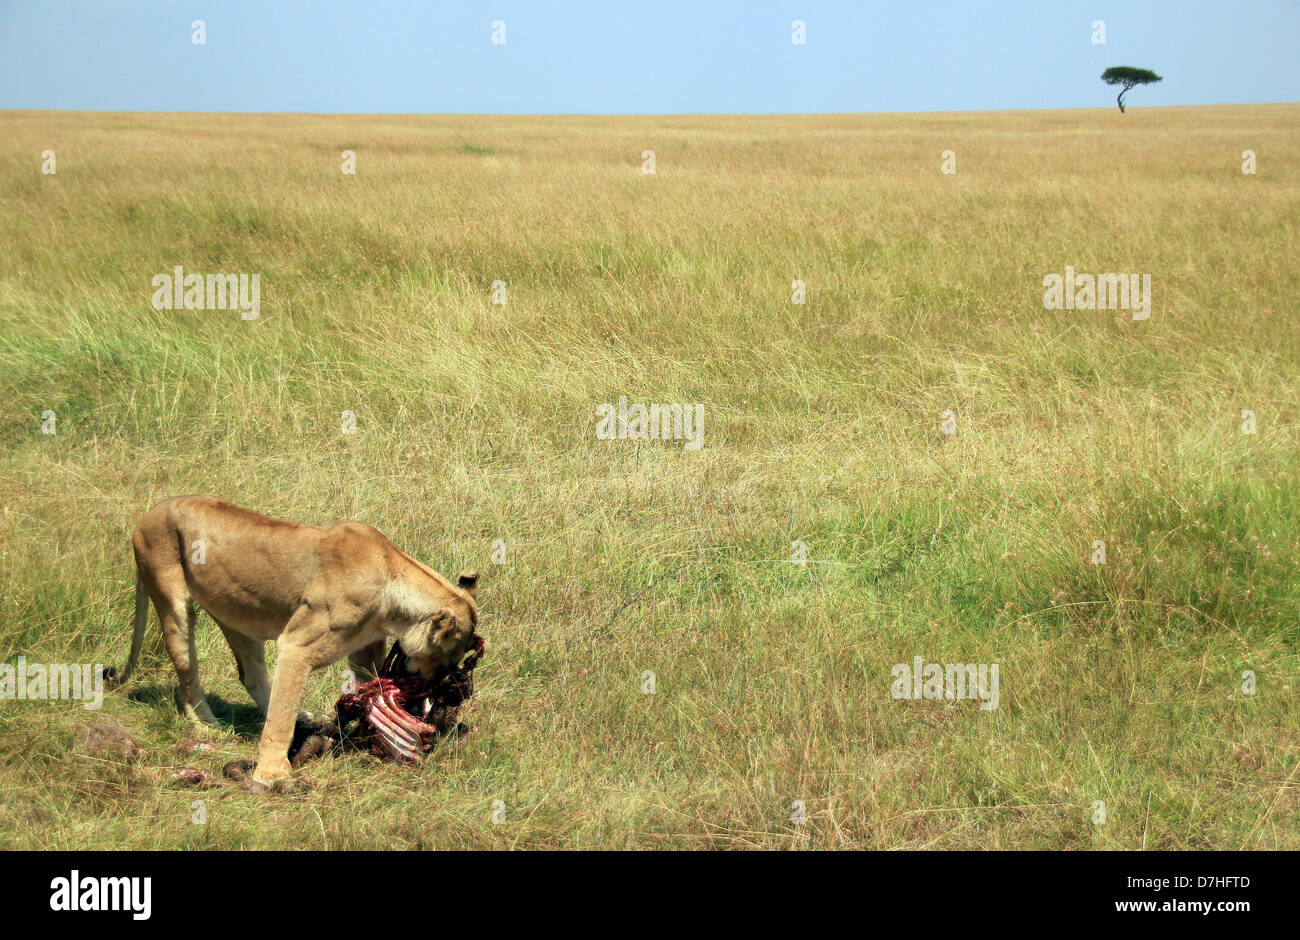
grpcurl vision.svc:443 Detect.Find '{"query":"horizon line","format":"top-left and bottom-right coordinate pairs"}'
top-left (6, 101), bottom-right (1299, 119)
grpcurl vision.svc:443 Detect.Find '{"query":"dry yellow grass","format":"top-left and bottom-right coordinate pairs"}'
top-left (0, 105), bottom-right (1296, 848)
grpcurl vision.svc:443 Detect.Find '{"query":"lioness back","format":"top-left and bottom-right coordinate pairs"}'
top-left (132, 495), bottom-right (393, 628)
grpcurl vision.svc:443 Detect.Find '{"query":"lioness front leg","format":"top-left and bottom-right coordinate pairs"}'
top-left (251, 647), bottom-right (311, 788)
top-left (348, 639), bottom-right (386, 682)
top-left (250, 600), bottom-right (362, 789)
top-left (217, 623), bottom-right (271, 715)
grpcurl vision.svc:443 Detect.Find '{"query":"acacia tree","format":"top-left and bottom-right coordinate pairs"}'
top-left (1101, 66), bottom-right (1163, 113)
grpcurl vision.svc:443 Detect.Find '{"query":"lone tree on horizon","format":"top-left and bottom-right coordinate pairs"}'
top-left (1101, 66), bottom-right (1163, 113)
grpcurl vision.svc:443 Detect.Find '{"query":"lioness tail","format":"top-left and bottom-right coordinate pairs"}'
top-left (103, 573), bottom-right (149, 686)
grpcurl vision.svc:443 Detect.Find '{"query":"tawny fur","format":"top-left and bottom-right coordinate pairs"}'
top-left (113, 495), bottom-right (479, 788)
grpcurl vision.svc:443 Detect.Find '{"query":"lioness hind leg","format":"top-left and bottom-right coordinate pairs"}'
top-left (147, 568), bottom-right (218, 725)
top-left (217, 624), bottom-right (271, 715)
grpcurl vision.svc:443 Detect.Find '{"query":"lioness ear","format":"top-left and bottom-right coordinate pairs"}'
top-left (429, 609), bottom-right (455, 643)
top-left (457, 570), bottom-right (479, 597)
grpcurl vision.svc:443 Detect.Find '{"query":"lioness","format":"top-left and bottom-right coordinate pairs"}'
top-left (110, 495), bottom-right (479, 789)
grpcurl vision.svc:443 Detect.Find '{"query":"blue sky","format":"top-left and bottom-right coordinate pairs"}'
top-left (1, 1), bottom-right (1296, 113)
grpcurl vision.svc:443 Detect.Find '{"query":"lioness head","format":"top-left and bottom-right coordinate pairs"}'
top-left (401, 570), bottom-right (480, 679)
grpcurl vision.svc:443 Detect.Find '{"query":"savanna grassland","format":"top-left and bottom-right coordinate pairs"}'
top-left (0, 106), bottom-right (1296, 849)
